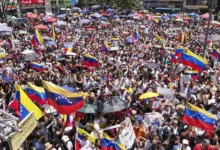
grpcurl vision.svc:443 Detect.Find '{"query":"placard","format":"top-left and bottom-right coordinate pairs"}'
top-left (9, 112), bottom-right (37, 150)
top-left (157, 87), bottom-right (175, 95)
top-left (144, 112), bottom-right (163, 132)
top-left (119, 118), bottom-right (136, 149)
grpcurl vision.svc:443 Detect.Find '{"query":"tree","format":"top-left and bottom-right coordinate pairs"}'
top-left (0, 0), bottom-right (15, 23)
top-left (113, 0), bottom-right (140, 11)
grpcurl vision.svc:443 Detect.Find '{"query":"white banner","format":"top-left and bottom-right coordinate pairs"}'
top-left (144, 112), bottom-right (163, 132)
top-left (119, 118), bottom-right (136, 149)
top-left (157, 87), bottom-right (175, 95)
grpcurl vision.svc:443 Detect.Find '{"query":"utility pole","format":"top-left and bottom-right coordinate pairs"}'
top-left (202, 0), bottom-right (214, 58)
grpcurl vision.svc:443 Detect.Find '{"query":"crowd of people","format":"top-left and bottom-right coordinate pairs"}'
top-left (0, 6), bottom-right (220, 150)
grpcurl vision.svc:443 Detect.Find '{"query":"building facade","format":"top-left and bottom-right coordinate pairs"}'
top-left (142, 0), bottom-right (184, 9)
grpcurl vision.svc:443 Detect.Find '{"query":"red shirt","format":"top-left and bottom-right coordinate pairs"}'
top-left (193, 144), bottom-right (216, 150)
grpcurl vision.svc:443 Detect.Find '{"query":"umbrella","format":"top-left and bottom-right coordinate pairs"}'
top-left (79, 19), bottom-right (91, 24)
top-left (61, 86), bottom-right (75, 92)
top-left (188, 12), bottom-right (197, 16)
top-left (57, 14), bottom-right (66, 18)
top-left (171, 14), bottom-right (177, 17)
top-left (139, 92), bottom-right (159, 99)
top-left (73, 7), bottom-right (81, 11)
top-left (175, 18), bottom-right (183, 22)
top-left (112, 15), bottom-right (119, 19)
top-left (106, 8), bottom-right (113, 12)
top-left (27, 13), bottom-right (39, 19)
top-left (90, 13), bottom-right (102, 18)
top-left (141, 62), bottom-right (159, 68)
top-left (201, 13), bottom-right (209, 19)
top-left (97, 96), bottom-right (128, 113)
top-left (19, 30), bottom-right (28, 34)
top-left (34, 24), bottom-right (48, 30)
top-left (0, 27), bottom-right (13, 32)
top-left (23, 54), bottom-right (38, 61)
top-left (56, 57), bottom-right (66, 61)
top-left (101, 17), bottom-right (108, 20)
top-left (46, 17), bottom-right (56, 22)
top-left (65, 52), bottom-right (77, 56)
top-left (57, 20), bottom-right (67, 26)
top-left (45, 12), bottom-right (54, 16)
top-left (148, 15), bottom-right (154, 21)
top-left (78, 104), bottom-right (97, 114)
top-left (209, 21), bottom-right (220, 26)
top-left (21, 49), bottom-right (35, 55)
top-left (80, 9), bottom-right (88, 13)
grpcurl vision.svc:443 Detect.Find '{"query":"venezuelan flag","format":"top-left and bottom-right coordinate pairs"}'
top-left (17, 84), bottom-right (44, 120)
top-left (171, 53), bottom-right (177, 64)
top-left (102, 40), bottom-right (110, 53)
top-left (163, 31), bottom-right (170, 38)
top-left (183, 102), bottom-right (217, 134)
top-left (27, 82), bottom-right (47, 106)
top-left (32, 28), bottom-right (44, 47)
top-left (52, 25), bottom-right (56, 40)
top-left (179, 30), bottom-right (185, 43)
top-left (212, 49), bottom-right (220, 58)
top-left (184, 70), bottom-right (199, 79)
top-left (31, 62), bottom-right (44, 72)
top-left (83, 53), bottom-right (98, 67)
top-left (101, 138), bottom-right (121, 150)
top-left (132, 31), bottom-right (139, 43)
top-left (103, 133), bottom-right (125, 150)
top-left (42, 80), bottom-right (84, 114)
top-left (175, 48), bottom-right (184, 58)
top-left (75, 127), bottom-right (97, 150)
top-left (180, 48), bottom-right (208, 71)
top-left (9, 83), bottom-right (20, 115)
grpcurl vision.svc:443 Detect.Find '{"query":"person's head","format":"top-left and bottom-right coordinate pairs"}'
top-left (182, 139), bottom-right (189, 148)
top-left (202, 139), bottom-right (210, 149)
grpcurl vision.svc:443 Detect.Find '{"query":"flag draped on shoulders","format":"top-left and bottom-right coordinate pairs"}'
top-left (183, 102), bottom-right (217, 134)
top-left (42, 80), bottom-right (84, 114)
top-left (27, 82), bottom-right (47, 106)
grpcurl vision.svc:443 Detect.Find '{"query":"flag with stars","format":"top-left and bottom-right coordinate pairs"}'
top-left (42, 80), bottom-right (84, 114)
top-left (101, 138), bottom-right (121, 150)
top-left (75, 127), bottom-right (97, 150)
top-left (183, 102), bottom-right (218, 134)
top-left (27, 82), bottom-right (47, 106)
top-left (18, 84), bottom-right (44, 121)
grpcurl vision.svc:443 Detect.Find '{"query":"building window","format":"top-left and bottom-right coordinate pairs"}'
top-left (51, 1), bottom-right (55, 5)
top-left (59, 0), bottom-right (64, 5)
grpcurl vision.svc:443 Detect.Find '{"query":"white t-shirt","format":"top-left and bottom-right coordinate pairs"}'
top-left (66, 141), bottom-right (73, 150)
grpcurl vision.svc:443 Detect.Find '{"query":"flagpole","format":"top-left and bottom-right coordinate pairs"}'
top-left (203, 0), bottom-right (214, 58)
